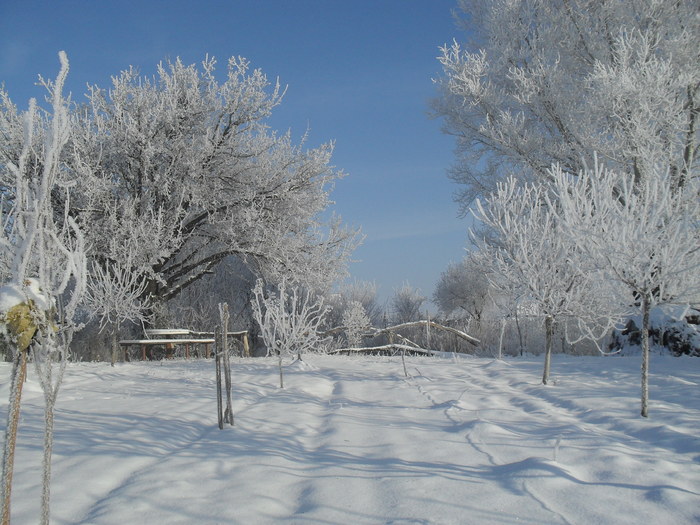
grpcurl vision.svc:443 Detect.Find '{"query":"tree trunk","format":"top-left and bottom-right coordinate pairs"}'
top-left (242, 333), bottom-right (250, 357)
top-left (641, 296), bottom-right (650, 418)
top-left (498, 318), bottom-right (506, 360)
top-left (110, 325), bottom-right (119, 367)
top-left (515, 309), bottom-right (525, 356)
top-left (278, 354), bottom-right (284, 389)
top-left (542, 315), bottom-right (554, 385)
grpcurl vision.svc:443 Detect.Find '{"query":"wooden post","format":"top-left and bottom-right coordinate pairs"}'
top-left (215, 327), bottom-right (223, 429)
top-left (242, 333), bottom-right (250, 357)
top-left (220, 304), bottom-right (234, 426)
top-left (426, 313), bottom-right (431, 349)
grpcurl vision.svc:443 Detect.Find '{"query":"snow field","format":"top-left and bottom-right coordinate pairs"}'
top-left (1, 354), bottom-right (698, 524)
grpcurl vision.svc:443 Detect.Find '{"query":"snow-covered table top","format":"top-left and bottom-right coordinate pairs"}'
top-left (119, 338), bottom-right (215, 345)
top-left (144, 329), bottom-right (192, 337)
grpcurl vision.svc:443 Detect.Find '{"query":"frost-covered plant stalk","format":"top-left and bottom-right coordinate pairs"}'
top-left (0, 52), bottom-right (86, 525)
top-left (251, 278), bottom-right (328, 388)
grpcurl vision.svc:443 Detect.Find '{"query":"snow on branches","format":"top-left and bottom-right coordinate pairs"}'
top-left (433, 0), bottom-right (699, 206)
top-left (251, 278), bottom-right (329, 387)
top-left (0, 51), bottom-right (86, 525)
top-left (547, 159), bottom-right (700, 416)
top-left (472, 154), bottom-right (699, 413)
top-left (66, 56), bottom-right (360, 305)
top-left (342, 301), bottom-right (371, 348)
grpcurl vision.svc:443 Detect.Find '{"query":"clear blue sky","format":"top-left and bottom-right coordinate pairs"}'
top-left (0, 0), bottom-right (471, 310)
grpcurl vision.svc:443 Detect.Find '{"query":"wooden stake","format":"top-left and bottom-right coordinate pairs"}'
top-left (220, 304), bottom-right (234, 426)
top-left (215, 327), bottom-right (223, 430)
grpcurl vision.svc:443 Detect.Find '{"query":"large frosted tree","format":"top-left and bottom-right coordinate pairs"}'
top-left (2, 56), bottom-right (359, 322)
top-left (432, 0), bottom-right (699, 208)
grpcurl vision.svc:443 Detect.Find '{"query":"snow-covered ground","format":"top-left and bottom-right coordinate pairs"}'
top-left (1, 354), bottom-right (698, 524)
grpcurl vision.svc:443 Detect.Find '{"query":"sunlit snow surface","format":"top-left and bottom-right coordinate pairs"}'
top-left (2, 354), bottom-right (698, 524)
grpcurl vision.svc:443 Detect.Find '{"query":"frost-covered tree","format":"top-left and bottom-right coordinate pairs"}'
top-left (0, 52), bottom-right (86, 525)
top-left (433, 254), bottom-right (490, 322)
top-left (549, 160), bottom-right (700, 416)
top-left (251, 278), bottom-right (329, 388)
top-left (325, 280), bottom-right (382, 332)
top-left (390, 283), bottom-right (425, 325)
top-left (84, 258), bottom-right (150, 365)
top-left (471, 178), bottom-right (612, 384)
top-left (1, 56), bottom-right (360, 321)
top-left (342, 301), bottom-right (371, 348)
top-left (432, 0), bottom-right (699, 207)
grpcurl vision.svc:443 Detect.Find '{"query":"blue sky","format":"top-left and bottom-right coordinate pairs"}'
top-left (0, 0), bottom-right (471, 310)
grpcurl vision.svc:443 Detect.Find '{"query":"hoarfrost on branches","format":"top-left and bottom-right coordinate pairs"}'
top-left (342, 301), bottom-right (371, 348)
top-left (0, 51), bottom-right (86, 525)
top-left (432, 0), bottom-right (699, 207)
top-left (547, 159), bottom-right (700, 416)
top-left (84, 258), bottom-right (151, 364)
top-left (390, 283), bottom-right (425, 325)
top-left (1, 55), bottom-right (361, 321)
top-left (471, 177), bottom-right (615, 384)
top-left (251, 278), bottom-right (329, 388)
top-left (433, 255), bottom-right (490, 322)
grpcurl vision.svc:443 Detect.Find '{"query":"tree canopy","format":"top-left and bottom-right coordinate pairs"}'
top-left (1, 56), bottom-right (360, 318)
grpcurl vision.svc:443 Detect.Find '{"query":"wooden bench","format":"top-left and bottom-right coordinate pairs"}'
top-left (119, 329), bottom-right (215, 361)
top-left (119, 328), bottom-right (250, 361)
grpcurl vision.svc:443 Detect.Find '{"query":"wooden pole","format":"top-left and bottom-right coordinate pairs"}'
top-left (215, 327), bottom-right (223, 429)
top-left (220, 304), bottom-right (234, 426)
top-left (242, 333), bottom-right (250, 357)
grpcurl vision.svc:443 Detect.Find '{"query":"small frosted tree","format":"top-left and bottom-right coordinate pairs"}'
top-left (342, 301), bottom-right (371, 348)
top-left (0, 52), bottom-right (86, 525)
top-left (549, 160), bottom-right (700, 416)
top-left (251, 278), bottom-right (329, 388)
top-left (472, 178), bottom-right (613, 383)
top-left (84, 259), bottom-right (150, 365)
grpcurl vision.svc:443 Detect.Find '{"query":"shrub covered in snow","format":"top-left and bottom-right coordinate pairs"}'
top-left (609, 307), bottom-right (700, 357)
